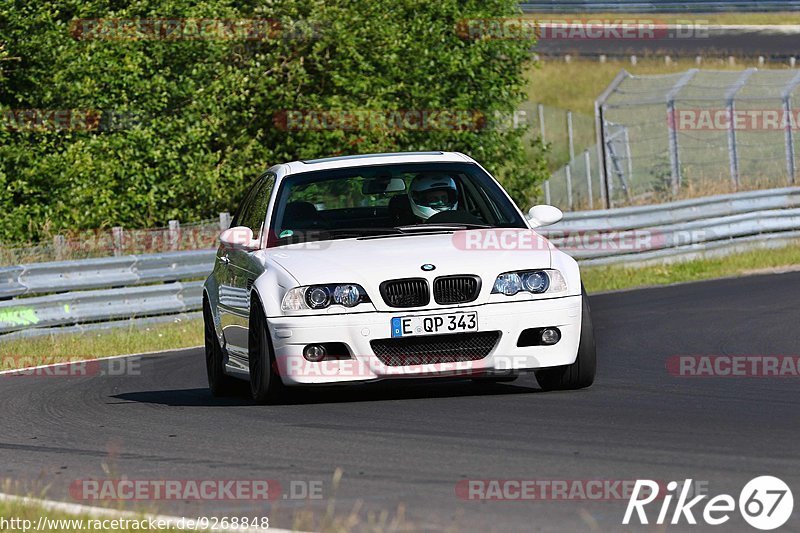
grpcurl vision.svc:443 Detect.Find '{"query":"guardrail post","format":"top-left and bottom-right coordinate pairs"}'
top-left (112, 227), bottom-right (124, 257)
top-left (168, 220), bottom-right (180, 251)
top-left (219, 212), bottom-right (231, 231)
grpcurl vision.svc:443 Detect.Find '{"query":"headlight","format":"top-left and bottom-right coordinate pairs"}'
top-left (281, 284), bottom-right (370, 311)
top-left (491, 269), bottom-right (567, 296)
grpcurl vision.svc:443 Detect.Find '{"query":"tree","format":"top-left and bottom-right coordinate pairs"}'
top-left (0, 0), bottom-right (545, 242)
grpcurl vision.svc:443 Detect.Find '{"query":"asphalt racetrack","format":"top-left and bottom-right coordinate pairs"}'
top-left (2, 272), bottom-right (799, 532)
top-left (535, 29), bottom-right (800, 59)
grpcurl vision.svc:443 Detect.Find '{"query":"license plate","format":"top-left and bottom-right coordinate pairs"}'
top-left (391, 312), bottom-right (478, 338)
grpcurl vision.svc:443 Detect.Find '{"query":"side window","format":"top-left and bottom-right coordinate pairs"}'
top-left (231, 181), bottom-right (260, 229)
top-left (238, 174), bottom-right (275, 240)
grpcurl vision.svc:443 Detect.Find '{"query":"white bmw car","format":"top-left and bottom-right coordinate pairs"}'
top-left (203, 151), bottom-right (595, 403)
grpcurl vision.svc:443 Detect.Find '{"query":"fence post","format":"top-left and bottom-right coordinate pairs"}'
top-left (584, 150), bottom-right (594, 210)
top-left (567, 110), bottom-right (575, 161)
top-left (544, 179), bottom-right (551, 205)
top-left (538, 103), bottom-right (552, 204)
top-left (538, 103), bottom-right (546, 142)
top-left (595, 69), bottom-right (630, 209)
top-left (595, 102), bottom-right (608, 208)
top-left (53, 235), bottom-right (67, 261)
top-left (781, 72), bottom-right (800, 185)
top-left (665, 69), bottom-right (699, 196)
top-left (566, 111), bottom-right (575, 211)
top-left (219, 212), bottom-right (232, 231)
top-left (623, 127), bottom-right (634, 190)
top-left (168, 220), bottom-right (180, 251)
top-left (784, 96), bottom-right (796, 185)
top-left (725, 69), bottom-right (756, 190)
top-left (112, 227), bottom-right (124, 257)
top-left (566, 111), bottom-right (575, 210)
top-left (565, 165), bottom-right (573, 211)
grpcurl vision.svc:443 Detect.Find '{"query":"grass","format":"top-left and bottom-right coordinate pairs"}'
top-left (0, 318), bottom-right (203, 369)
top-left (0, 469), bottom-right (412, 532)
top-left (581, 241), bottom-right (800, 293)
top-left (0, 500), bottom-right (180, 533)
top-left (523, 12), bottom-right (800, 26)
top-left (524, 57), bottom-right (789, 115)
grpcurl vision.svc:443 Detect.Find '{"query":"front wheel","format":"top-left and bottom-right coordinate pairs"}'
top-left (248, 297), bottom-right (285, 404)
top-left (534, 286), bottom-right (596, 391)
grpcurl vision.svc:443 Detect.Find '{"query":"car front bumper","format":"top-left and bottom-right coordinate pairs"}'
top-left (267, 295), bottom-right (583, 385)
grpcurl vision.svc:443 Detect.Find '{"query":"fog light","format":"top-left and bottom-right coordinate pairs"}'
top-left (303, 344), bottom-right (327, 362)
top-left (540, 328), bottom-right (561, 345)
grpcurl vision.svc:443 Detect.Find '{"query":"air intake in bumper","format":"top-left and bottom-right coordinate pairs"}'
top-left (370, 331), bottom-right (501, 366)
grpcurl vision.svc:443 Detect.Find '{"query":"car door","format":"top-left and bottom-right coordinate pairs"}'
top-left (218, 173), bottom-right (275, 366)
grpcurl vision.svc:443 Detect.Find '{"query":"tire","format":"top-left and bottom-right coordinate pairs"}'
top-left (248, 296), bottom-right (285, 404)
top-left (204, 299), bottom-right (239, 397)
top-left (534, 285), bottom-right (596, 391)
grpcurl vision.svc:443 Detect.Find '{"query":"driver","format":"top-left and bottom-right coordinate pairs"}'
top-left (408, 174), bottom-right (459, 220)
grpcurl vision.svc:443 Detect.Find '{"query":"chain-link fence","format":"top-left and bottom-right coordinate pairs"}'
top-left (591, 68), bottom-right (800, 208)
top-left (515, 101), bottom-right (601, 210)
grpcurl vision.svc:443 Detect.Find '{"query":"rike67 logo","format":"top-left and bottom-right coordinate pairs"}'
top-left (623, 476), bottom-right (794, 530)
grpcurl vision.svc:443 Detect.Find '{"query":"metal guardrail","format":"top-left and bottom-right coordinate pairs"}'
top-left (553, 187), bottom-right (800, 230)
top-left (0, 250), bottom-right (215, 299)
top-left (0, 250), bottom-right (213, 337)
top-left (0, 281), bottom-right (203, 334)
top-left (1, 187), bottom-right (800, 337)
top-left (543, 187), bottom-right (800, 265)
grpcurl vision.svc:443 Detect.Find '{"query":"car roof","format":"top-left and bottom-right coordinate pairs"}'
top-left (275, 151), bottom-right (475, 177)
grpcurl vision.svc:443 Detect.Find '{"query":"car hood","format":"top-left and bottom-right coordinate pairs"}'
top-left (262, 229), bottom-right (553, 310)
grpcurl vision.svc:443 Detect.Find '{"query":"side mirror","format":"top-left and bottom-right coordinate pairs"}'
top-left (527, 205), bottom-right (563, 228)
top-left (220, 226), bottom-right (260, 251)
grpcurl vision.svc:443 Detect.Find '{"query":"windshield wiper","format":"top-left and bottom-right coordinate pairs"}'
top-left (395, 223), bottom-right (493, 232)
top-left (323, 227), bottom-right (404, 239)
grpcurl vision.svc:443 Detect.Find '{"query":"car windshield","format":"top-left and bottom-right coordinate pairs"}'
top-left (268, 162), bottom-right (526, 245)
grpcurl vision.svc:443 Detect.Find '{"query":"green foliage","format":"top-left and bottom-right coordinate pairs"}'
top-left (0, 0), bottom-right (544, 242)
